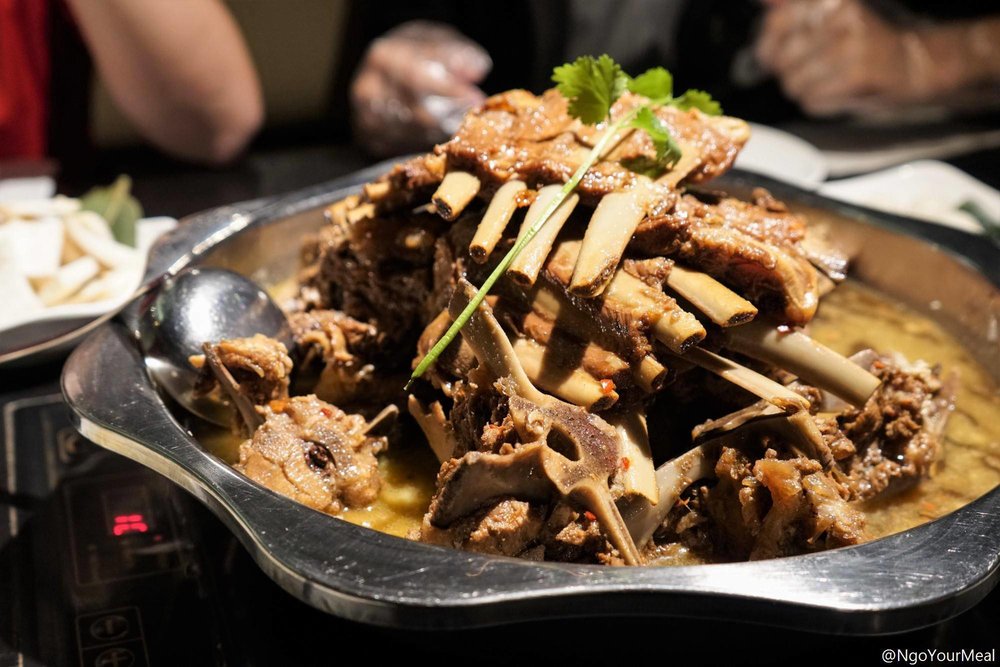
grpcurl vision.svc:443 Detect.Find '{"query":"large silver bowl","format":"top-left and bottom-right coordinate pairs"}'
top-left (61, 162), bottom-right (1000, 634)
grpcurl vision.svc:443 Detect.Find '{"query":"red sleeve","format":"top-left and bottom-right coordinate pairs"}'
top-left (0, 0), bottom-right (51, 159)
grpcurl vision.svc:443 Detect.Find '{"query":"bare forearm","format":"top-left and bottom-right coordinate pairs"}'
top-left (67, 0), bottom-right (263, 163)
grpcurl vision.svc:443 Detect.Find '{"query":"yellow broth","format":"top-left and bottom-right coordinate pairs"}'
top-left (809, 281), bottom-right (1000, 538)
top-left (197, 424), bottom-right (437, 538)
top-left (199, 280), bottom-right (1000, 550)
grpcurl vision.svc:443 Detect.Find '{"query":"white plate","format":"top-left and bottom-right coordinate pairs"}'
top-left (818, 160), bottom-right (1000, 234)
top-left (0, 215), bottom-right (176, 365)
top-left (734, 123), bottom-right (828, 190)
top-left (0, 176), bottom-right (56, 201)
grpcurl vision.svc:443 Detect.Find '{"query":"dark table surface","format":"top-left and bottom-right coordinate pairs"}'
top-left (3, 140), bottom-right (998, 664)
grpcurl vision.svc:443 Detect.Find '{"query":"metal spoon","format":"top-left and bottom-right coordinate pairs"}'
top-left (139, 267), bottom-right (291, 426)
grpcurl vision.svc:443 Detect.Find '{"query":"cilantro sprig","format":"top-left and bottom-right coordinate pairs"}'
top-left (406, 55), bottom-right (721, 389)
top-left (555, 58), bottom-right (722, 173)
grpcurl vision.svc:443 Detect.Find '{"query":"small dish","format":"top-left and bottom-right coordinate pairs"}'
top-left (818, 160), bottom-right (1000, 234)
top-left (0, 215), bottom-right (176, 368)
top-left (734, 123), bottom-right (828, 190)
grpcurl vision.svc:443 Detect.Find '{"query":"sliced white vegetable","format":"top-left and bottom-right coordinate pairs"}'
top-left (35, 256), bottom-right (100, 306)
top-left (67, 264), bottom-right (143, 304)
top-left (0, 255), bottom-right (44, 327)
top-left (72, 209), bottom-right (114, 239)
top-left (61, 229), bottom-right (85, 263)
top-left (65, 212), bottom-right (141, 269)
top-left (0, 195), bottom-right (79, 220)
top-left (0, 217), bottom-right (64, 278)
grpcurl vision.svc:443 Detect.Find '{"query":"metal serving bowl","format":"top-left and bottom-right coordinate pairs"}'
top-left (61, 163), bottom-right (1000, 634)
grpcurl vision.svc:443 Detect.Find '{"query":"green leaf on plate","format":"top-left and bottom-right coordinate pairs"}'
top-left (80, 174), bottom-right (144, 247)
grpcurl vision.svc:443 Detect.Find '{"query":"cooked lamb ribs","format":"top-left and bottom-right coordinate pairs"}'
top-left (632, 353), bottom-right (950, 561)
top-left (198, 87), bottom-right (953, 565)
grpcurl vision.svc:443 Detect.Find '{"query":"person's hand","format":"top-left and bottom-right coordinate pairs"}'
top-left (351, 21), bottom-right (492, 156)
top-left (756, 0), bottom-right (943, 117)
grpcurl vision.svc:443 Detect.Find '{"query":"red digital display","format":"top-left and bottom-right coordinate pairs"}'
top-left (112, 513), bottom-right (149, 536)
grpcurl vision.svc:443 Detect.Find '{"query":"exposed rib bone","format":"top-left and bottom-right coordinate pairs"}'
top-left (362, 404), bottom-right (399, 436)
top-left (724, 320), bottom-right (881, 406)
top-left (547, 241), bottom-right (706, 354)
top-left (345, 202), bottom-right (376, 224)
top-left (445, 280), bottom-right (641, 564)
top-left (362, 181), bottom-right (391, 202)
top-left (509, 308), bottom-right (630, 383)
top-left (511, 284), bottom-right (669, 394)
top-left (608, 411), bottom-right (658, 504)
top-left (325, 195), bottom-right (359, 227)
top-left (508, 185), bottom-right (579, 287)
top-left (665, 265), bottom-right (758, 327)
top-left (511, 337), bottom-right (618, 410)
top-left (691, 400), bottom-right (787, 442)
top-left (407, 396), bottom-right (456, 463)
top-left (634, 355), bottom-right (669, 393)
top-left (621, 443), bottom-right (720, 548)
top-left (692, 399), bottom-right (834, 469)
top-left (448, 282), bottom-right (544, 403)
top-left (202, 343), bottom-right (263, 433)
top-left (681, 347), bottom-right (810, 413)
top-left (785, 412), bottom-right (834, 469)
top-left (432, 171), bottom-right (481, 221)
top-left (647, 304), bottom-right (709, 355)
top-left (469, 180), bottom-right (527, 262)
top-left (569, 190), bottom-right (648, 297)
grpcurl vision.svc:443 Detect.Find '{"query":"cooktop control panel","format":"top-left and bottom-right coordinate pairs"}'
top-left (0, 391), bottom-right (221, 667)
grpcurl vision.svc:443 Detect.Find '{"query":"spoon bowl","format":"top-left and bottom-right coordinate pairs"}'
top-left (139, 267), bottom-right (291, 426)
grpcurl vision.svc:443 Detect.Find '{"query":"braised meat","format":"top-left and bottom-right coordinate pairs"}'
top-left (287, 308), bottom-right (396, 406)
top-left (631, 193), bottom-right (819, 324)
top-left (236, 395), bottom-right (385, 513)
top-left (833, 354), bottom-right (950, 500)
top-left (414, 283), bottom-right (641, 564)
top-left (193, 334), bottom-right (293, 406)
top-left (299, 209), bottom-right (449, 360)
top-left (440, 89), bottom-right (749, 203)
top-left (203, 78), bottom-right (971, 568)
top-left (660, 445), bottom-right (866, 562)
top-left (420, 498), bottom-right (546, 557)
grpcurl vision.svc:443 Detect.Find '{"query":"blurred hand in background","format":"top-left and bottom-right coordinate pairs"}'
top-left (756, 0), bottom-right (1000, 118)
top-left (351, 20), bottom-right (492, 157)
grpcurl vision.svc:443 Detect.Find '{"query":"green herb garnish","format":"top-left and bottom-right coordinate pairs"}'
top-left (406, 55), bottom-right (721, 389)
top-left (552, 54), bottom-right (629, 125)
top-left (673, 89), bottom-right (722, 115)
top-left (80, 174), bottom-right (143, 247)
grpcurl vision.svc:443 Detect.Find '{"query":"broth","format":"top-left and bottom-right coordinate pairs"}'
top-left (198, 281), bottom-right (1000, 547)
top-left (809, 282), bottom-right (1000, 538)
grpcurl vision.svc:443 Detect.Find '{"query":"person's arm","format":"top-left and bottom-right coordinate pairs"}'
top-left (66, 0), bottom-right (263, 164)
